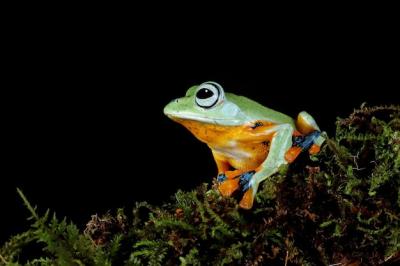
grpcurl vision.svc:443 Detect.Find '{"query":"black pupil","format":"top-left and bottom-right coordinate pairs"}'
top-left (196, 88), bottom-right (214, 99)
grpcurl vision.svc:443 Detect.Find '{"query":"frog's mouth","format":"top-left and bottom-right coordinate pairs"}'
top-left (165, 112), bottom-right (241, 126)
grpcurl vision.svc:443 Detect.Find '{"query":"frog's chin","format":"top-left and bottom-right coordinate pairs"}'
top-left (166, 113), bottom-right (241, 126)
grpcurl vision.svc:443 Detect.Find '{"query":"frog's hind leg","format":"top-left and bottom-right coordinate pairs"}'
top-left (296, 111), bottom-right (320, 135)
top-left (295, 111), bottom-right (325, 155)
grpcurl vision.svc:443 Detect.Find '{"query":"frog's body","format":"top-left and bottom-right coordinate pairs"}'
top-left (164, 82), bottom-right (325, 209)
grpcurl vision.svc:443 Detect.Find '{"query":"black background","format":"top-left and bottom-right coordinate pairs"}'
top-left (2, 13), bottom-right (399, 243)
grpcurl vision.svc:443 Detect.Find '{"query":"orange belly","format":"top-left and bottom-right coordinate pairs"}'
top-left (212, 143), bottom-right (268, 170)
top-left (174, 118), bottom-right (272, 171)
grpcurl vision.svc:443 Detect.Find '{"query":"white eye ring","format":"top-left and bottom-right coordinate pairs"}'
top-left (195, 82), bottom-right (223, 108)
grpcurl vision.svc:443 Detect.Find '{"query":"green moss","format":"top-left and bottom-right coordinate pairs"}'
top-left (1, 105), bottom-right (399, 265)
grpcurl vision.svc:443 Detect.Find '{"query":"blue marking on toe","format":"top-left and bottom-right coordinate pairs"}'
top-left (217, 174), bottom-right (227, 183)
top-left (293, 137), bottom-right (303, 146)
top-left (242, 181), bottom-right (252, 192)
top-left (294, 131), bottom-right (321, 150)
top-left (300, 131), bottom-right (321, 150)
top-left (239, 171), bottom-right (255, 192)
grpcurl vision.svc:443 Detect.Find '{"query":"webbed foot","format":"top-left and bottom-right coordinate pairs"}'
top-left (218, 178), bottom-right (240, 197)
top-left (239, 187), bottom-right (255, 209)
top-left (217, 169), bottom-right (247, 197)
top-left (285, 131), bottom-right (325, 163)
top-left (239, 171), bottom-right (256, 192)
top-left (238, 171), bottom-right (257, 209)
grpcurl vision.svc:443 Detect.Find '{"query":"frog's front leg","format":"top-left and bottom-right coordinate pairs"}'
top-left (239, 124), bottom-right (294, 209)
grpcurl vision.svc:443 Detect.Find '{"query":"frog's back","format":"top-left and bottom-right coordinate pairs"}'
top-left (226, 93), bottom-right (295, 126)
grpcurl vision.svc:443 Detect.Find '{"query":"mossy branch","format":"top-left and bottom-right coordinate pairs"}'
top-left (1, 104), bottom-right (400, 265)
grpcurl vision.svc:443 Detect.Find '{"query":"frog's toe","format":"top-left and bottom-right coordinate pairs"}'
top-left (239, 187), bottom-right (255, 209)
top-left (225, 169), bottom-right (245, 179)
top-left (218, 178), bottom-right (240, 197)
top-left (309, 144), bottom-right (321, 155)
top-left (239, 171), bottom-right (256, 192)
top-left (217, 173), bottom-right (227, 183)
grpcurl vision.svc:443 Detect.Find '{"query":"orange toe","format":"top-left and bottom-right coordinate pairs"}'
top-left (309, 144), bottom-right (320, 155)
top-left (239, 188), bottom-right (254, 209)
top-left (225, 169), bottom-right (244, 179)
top-left (218, 178), bottom-right (240, 197)
top-left (285, 146), bottom-right (302, 163)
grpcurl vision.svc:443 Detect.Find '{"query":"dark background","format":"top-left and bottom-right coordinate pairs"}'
top-left (2, 14), bottom-right (399, 243)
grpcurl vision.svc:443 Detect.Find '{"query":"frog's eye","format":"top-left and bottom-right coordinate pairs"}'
top-left (195, 82), bottom-right (223, 108)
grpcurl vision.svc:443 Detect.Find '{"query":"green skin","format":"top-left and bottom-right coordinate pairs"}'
top-left (164, 82), bottom-right (321, 207)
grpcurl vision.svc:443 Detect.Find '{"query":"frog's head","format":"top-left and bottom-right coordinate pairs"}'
top-left (164, 82), bottom-right (245, 126)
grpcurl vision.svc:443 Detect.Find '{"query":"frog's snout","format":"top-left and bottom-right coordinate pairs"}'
top-left (168, 98), bottom-right (180, 105)
top-left (163, 98), bottom-right (179, 116)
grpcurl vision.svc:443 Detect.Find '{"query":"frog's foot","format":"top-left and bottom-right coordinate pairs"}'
top-left (238, 171), bottom-right (256, 192)
top-left (309, 131), bottom-right (325, 155)
top-left (225, 169), bottom-right (247, 180)
top-left (239, 187), bottom-right (255, 209)
top-left (218, 178), bottom-right (240, 197)
top-left (309, 144), bottom-right (320, 155)
top-left (217, 169), bottom-right (247, 197)
top-left (217, 173), bottom-right (227, 183)
top-left (286, 131), bottom-right (326, 163)
top-left (285, 146), bottom-right (302, 163)
top-left (238, 171), bottom-right (257, 209)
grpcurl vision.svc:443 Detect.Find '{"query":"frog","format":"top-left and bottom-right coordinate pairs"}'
top-left (164, 81), bottom-right (325, 209)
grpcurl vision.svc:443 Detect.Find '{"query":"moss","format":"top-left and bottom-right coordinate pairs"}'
top-left (1, 104), bottom-right (399, 265)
